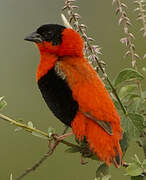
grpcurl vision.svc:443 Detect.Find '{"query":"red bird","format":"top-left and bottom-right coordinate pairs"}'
top-left (25, 24), bottom-right (123, 167)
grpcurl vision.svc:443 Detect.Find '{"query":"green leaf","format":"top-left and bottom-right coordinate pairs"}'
top-left (119, 85), bottom-right (140, 105)
top-left (17, 118), bottom-right (24, 123)
top-left (128, 113), bottom-right (145, 135)
top-left (141, 138), bottom-right (146, 155)
top-left (0, 96), bottom-right (7, 110)
top-left (127, 97), bottom-right (144, 112)
top-left (75, 137), bottom-right (80, 144)
top-left (90, 154), bottom-right (98, 161)
top-left (125, 162), bottom-right (143, 176)
top-left (120, 132), bottom-right (128, 156)
top-left (142, 159), bottom-right (146, 165)
top-left (123, 114), bottom-right (143, 140)
top-left (113, 68), bottom-right (144, 87)
top-left (134, 154), bottom-right (141, 165)
top-left (48, 127), bottom-right (55, 138)
top-left (31, 132), bottom-right (48, 139)
top-left (119, 85), bottom-right (137, 99)
top-left (142, 158), bottom-right (146, 169)
top-left (27, 121), bottom-right (33, 128)
top-left (122, 94), bottom-right (139, 103)
top-left (120, 113), bottom-right (128, 131)
top-left (142, 91), bottom-right (146, 99)
top-left (10, 173), bottom-right (13, 180)
top-left (65, 146), bottom-right (80, 153)
top-left (131, 176), bottom-right (144, 180)
top-left (14, 127), bottom-right (23, 132)
top-left (95, 175), bottom-right (111, 180)
top-left (0, 96), bottom-right (4, 101)
top-left (102, 175), bottom-right (111, 180)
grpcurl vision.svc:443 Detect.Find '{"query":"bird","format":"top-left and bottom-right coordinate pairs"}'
top-left (25, 24), bottom-right (123, 167)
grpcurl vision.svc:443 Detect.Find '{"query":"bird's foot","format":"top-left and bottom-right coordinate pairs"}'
top-left (62, 125), bottom-right (69, 135)
top-left (80, 155), bottom-right (88, 165)
top-left (48, 132), bottom-right (72, 148)
top-left (53, 132), bottom-right (73, 141)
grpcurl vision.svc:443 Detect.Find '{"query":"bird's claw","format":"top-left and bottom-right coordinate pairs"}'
top-left (80, 155), bottom-right (88, 165)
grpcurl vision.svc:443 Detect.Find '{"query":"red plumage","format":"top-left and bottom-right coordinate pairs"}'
top-left (25, 24), bottom-right (123, 167)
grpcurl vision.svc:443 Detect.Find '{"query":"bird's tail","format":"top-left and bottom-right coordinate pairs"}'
top-left (72, 111), bottom-right (123, 167)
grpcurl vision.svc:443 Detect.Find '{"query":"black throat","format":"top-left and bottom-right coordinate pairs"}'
top-left (37, 64), bottom-right (79, 126)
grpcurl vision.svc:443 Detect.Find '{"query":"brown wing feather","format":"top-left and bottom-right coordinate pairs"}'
top-left (83, 112), bottom-right (113, 135)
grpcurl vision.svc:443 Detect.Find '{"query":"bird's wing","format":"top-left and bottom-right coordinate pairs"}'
top-left (59, 57), bottom-right (122, 167)
top-left (59, 56), bottom-right (119, 134)
top-left (82, 111), bottom-right (113, 135)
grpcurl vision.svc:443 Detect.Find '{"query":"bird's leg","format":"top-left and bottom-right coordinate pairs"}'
top-left (62, 125), bottom-right (69, 135)
top-left (79, 139), bottom-right (94, 165)
top-left (48, 126), bottom-right (72, 148)
top-left (48, 140), bottom-right (52, 148)
top-left (80, 154), bottom-right (88, 165)
top-left (48, 125), bottom-right (71, 148)
top-left (48, 132), bottom-right (72, 148)
top-left (53, 132), bottom-right (73, 141)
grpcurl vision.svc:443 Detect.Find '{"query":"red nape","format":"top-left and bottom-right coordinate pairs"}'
top-left (58, 28), bottom-right (84, 57)
top-left (36, 28), bottom-right (84, 57)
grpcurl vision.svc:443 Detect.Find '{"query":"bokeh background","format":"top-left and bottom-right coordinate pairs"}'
top-left (0, 0), bottom-right (145, 180)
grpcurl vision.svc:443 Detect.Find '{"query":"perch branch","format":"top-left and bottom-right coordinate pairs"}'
top-left (0, 113), bottom-right (79, 148)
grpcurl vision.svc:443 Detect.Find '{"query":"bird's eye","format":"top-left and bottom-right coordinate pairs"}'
top-left (42, 31), bottom-right (52, 39)
top-left (47, 31), bottom-right (52, 35)
top-left (46, 32), bottom-right (52, 36)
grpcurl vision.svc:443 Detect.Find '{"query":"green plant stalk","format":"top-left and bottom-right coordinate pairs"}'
top-left (0, 113), bottom-right (79, 148)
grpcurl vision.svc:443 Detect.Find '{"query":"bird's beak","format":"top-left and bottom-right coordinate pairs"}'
top-left (24, 32), bottom-right (43, 43)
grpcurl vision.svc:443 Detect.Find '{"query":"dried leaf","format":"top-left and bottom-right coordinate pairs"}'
top-left (124, 50), bottom-right (131, 57)
top-left (116, 8), bottom-right (120, 15)
top-left (80, 24), bottom-right (87, 29)
top-left (71, 5), bottom-right (78, 9)
top-left (134, 8), bottom-right (140, 11)
top-left (129, 33), bottom-right (135, 39)
top-left (112, 0), bottom-right (116, 5)
top-left (120, 37), bottom-right (128, 45)
top-left (139, 27), bottom-right (144, 32)
top-left (134, 53), bottom-right (140, 59)
top-left (62, 5), bottom-right (68, 11)
top-left (74, 13), bottom-right (81, 19)
top-left (121, 3), bottom-right (128, 9)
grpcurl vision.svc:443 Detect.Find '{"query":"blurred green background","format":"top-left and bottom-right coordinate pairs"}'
top-left (0, 0), bottom-right (145, 180)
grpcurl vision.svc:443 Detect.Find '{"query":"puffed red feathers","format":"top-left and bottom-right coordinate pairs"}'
top-left (35, 27), bottom-right (123, 166)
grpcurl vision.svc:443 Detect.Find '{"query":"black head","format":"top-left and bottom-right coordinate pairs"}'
top-left (25, 24), bottom-right (66, 45)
